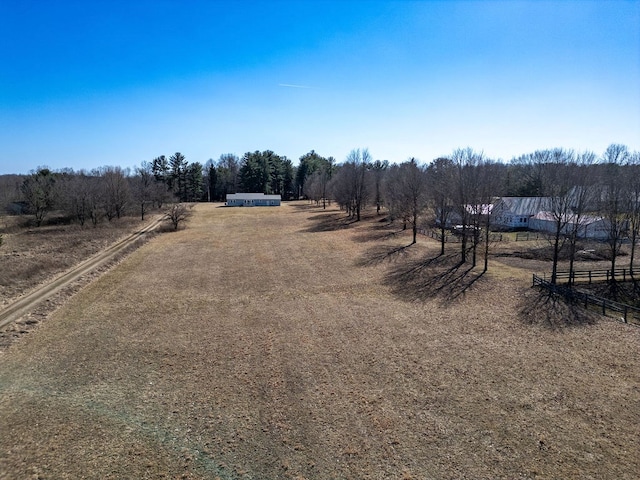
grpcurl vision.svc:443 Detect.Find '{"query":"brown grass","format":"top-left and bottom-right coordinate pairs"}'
top-left (0, 202), bottom-right (638, 479)
top-left (0, 216), bottom-right (153, 304)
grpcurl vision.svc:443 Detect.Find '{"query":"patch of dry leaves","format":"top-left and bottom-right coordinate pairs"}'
top-left (0, 203), bottom-right (638, 479)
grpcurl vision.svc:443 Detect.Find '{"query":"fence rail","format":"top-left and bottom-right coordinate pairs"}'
top-left (544, 267), bottom-right (640, 284)
top-left (516, 232), bottom-right (544, 241)
top-left (419, 229), bottom-right (461, 243)
top-left (532, 274), bottom-right (640, 325)
top-left (419, 229), bottom-right (503, 243)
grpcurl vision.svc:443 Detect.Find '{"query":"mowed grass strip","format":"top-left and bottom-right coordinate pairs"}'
top-left (0, 202), bottom-right (639, 479)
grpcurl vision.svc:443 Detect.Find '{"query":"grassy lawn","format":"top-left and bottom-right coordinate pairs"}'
top-left (0, 202), bottom-right (638, 479)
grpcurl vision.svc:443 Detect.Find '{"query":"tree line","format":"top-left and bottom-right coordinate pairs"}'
top-left (323, 144), bottom-right (640, 286)
top-left (1, 149), bottom-right (331, 227)
top-left (3, 144), bottom-right (639, 285)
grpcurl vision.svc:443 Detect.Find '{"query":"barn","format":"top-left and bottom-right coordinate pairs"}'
top-left (491, 197), bottom-right (552, 229)
top-left (226, 193), bottom-right (281, 207)
top-left (529, 212), bottom-right (612, 239)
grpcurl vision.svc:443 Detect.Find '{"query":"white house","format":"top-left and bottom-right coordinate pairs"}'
top-left (491, 197), bottom-right (552, 229)
top-left (226, 193), bottom-right (281, 207)
top-left (529, 212), bottom-right (612, 239)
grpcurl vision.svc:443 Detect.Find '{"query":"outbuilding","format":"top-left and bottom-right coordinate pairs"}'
top-left (226, 193), bottom-right (281, 207)
top-left (491, 197), bottom-right (552, 229)
top-left (529, 212), bottom-right (612, 239)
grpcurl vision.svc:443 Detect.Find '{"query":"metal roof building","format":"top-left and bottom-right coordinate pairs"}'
top-left (226, 193), bottom-right (281, 207)
top-left (492, 197), bottom-right (552, 228)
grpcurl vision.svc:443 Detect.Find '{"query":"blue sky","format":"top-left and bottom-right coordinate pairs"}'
top-left (1, 0), bottom-right (639, 175)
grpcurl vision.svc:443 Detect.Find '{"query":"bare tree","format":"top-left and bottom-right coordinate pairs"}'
top-left (427, 157), bottom-right (455, 256)
top-left (322, 157), bottom-right (336, 208)
top-left (627, 151), bottom-right (640, 274)
top-left (385, 158), bottom-right (429, 244)
top-left (0, 174), bottom-right (24, 211)
top-left (475, 159), bottom-right (504, 273)
top-left (598, 144), bottom-right (631, 286)
top-left (87, 174), bottom-right (104, 227)
top-left (535, 149), bottom-right (576, 284)
top-left (101, 166), bottom-right (131, 220)
top-left (510, 152), bottom-right (546, 196)
top-left (564, 151), bottom-right (598, 285)
top-left (319, 158), bottom-right (334, 209)
top-left (302, 157), bottom-right (335, 209)
top-left (330, 149), bottom-right (372, 220)
top-left (450, 148), bottom-right (485, 265)
top-left (515, 151), bottom-right (598, 284)
top-left (348, 148), bottom-right (372, 221)
top-left (384, 163), bottom-right (407, 228)
top-left (131, 162), bottom-right (156, 220)
top-left (328, 163), bottom-right (355, 216)
top-left (303, 171), bottom-right (323, 205)
top-left (60, 171), bottom-right (93, 226)
top-left (165, 203), bottom-right (193, 231)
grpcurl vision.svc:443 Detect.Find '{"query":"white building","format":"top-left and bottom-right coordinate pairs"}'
top-left (491, 197), bottom-right (552, 229)
top-left (529, 212), bottom-right (612, 239)
top-left (226, 193), bottom-right (281, 207)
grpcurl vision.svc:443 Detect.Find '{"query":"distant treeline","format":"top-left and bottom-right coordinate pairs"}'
top-left (2, 144), bottom-right (639, 284)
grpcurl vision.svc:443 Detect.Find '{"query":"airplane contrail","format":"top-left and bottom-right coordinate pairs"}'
top-left (278, 83), bottom-right (311, 89)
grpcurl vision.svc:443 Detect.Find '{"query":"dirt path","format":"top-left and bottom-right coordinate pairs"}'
top-left (0, 215), bottom-right (164, 332)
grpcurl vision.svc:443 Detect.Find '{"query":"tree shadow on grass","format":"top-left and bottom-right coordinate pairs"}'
top-left (289, 203), bottom-right (316, 209)
top-left (350, 216), bottom-right (413, 243)
top-left (582, 280), bottom-right (640, 308)
top-left (302, 212), bottom-right (359, 233)
top-left (355, 244), bottom-right (414, 266)
top-left (352, 227), bottom-right (407, 243)
top-left (381, 252), bottom-right (485, 303)
top-left (517, 289), bottom-right (599, 330)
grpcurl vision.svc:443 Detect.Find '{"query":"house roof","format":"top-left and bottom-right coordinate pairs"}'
top-left (226, 193), bottom-right (281, 200)
top-left (494, 197), bottom-right (552, 216)
top-left (532, 211), bottom-right (605, 225)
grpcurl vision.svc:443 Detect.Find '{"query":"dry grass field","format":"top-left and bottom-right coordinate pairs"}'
top-left (0, 202), bottom-right (638, 479)
top-left (0, 215), bottom-right (152, 304)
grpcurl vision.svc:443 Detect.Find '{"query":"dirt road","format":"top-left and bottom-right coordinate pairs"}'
top-left (0, 215), bottom-right (163, 332)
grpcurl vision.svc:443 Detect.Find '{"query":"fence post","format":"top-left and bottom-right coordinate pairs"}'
top-left (624, 307), bottom-right (628, 323)
top-left (602, 299), bottom-right (606, 315)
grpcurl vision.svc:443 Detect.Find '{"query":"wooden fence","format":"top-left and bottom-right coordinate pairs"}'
top-left (419, 229), bottom-right (502, 243)
top-left (515, 232), bottom-right (544, 241)
top-left (419, 229), bottom-right (461, 243)
top-left (545, 267), bottom-right (640, 284)
top-left (532, 274), bottom-right (640, 325)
